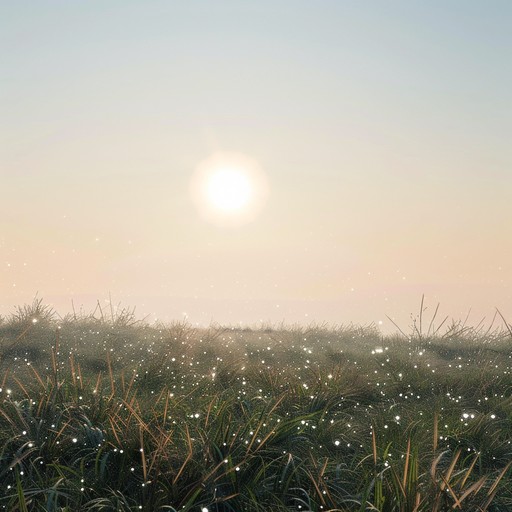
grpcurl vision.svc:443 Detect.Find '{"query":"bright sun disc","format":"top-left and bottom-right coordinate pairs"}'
top-left (206, 167), bottom-right (252, 212)
top-left (191, 152), bottom-right (269, 227)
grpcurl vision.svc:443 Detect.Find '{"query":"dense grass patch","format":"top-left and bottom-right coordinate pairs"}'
top-left (1, 299), bottom-right (512, 511)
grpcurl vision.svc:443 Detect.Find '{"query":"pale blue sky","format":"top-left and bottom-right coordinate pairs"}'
top-left (1, 1), bottom-right (511, 329)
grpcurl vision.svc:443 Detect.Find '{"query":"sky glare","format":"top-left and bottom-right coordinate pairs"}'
top-left (1, 1), bottom-right (511, 331)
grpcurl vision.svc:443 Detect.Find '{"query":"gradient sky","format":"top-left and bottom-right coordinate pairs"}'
top-left (1, 1), bottom-right (511, 332)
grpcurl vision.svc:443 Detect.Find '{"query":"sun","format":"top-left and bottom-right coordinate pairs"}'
top-left (191, 152), bottom-right (268, 227)
top-left (205, 167), bottom-right (252, 212)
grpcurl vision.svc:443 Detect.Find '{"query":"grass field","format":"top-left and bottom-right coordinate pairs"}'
top-left (1, 299), bottom-right (512, 511)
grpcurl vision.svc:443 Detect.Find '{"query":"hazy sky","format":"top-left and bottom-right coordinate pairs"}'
top-left (1, 1), bottom-right (511, 331)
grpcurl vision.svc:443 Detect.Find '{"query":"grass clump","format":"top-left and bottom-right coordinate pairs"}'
top-left (0, 300), bottom-right (512, 511)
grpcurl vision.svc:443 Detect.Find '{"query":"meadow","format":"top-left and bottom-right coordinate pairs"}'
top-left (1, 299), bottom-right (512, 511)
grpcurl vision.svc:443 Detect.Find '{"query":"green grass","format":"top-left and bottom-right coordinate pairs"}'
top-left (1, 298), bottom-right (512, 511)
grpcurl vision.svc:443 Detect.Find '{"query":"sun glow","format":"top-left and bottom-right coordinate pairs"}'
top-left (191, 152), bottom-right (268, 227)
top-left (206, 167), bottom-right (252, 212)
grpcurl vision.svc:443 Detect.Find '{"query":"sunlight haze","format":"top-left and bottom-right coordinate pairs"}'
top-left (1, 1), bottom-right (511, 332)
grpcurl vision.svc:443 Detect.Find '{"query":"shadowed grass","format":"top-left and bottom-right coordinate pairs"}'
top-left (0, 299), bottom-right (512, 510)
